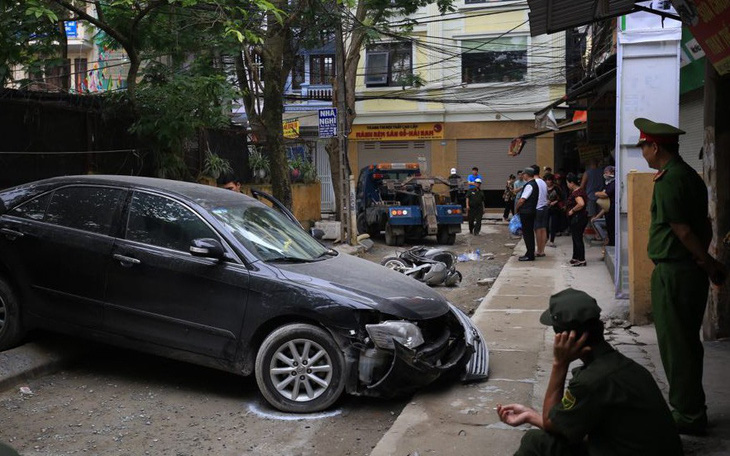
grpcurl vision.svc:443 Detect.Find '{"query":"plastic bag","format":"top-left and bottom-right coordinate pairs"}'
top-left (509, 214), bottom-right (522, 236)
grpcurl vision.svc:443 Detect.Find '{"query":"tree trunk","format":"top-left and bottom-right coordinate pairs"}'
top-left (126, 49), bottom-right (141, 107)
top-left (261, 6), bottom-right (292, 209)
top-left (327, 18), bottom-right (366, 221)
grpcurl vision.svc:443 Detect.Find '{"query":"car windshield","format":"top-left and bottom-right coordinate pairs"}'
top-left (209, 203), bottom-right (327, 262)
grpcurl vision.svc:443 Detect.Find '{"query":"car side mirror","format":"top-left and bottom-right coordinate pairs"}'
top-left (310, 228), bottom-right (325, 240)
top-left (190, 238), bottom-right (225, 260)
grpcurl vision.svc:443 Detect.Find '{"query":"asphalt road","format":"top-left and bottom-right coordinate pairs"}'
top-left (0, 344), bottom-right (405, 456)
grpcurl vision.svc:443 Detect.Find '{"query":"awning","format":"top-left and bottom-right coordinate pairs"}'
top-left (508, 115), bottom-right (587, 156)
top-left (535, 68), bottom-right (617, 117)
top-left (527, 0), bottom-right (636, 36)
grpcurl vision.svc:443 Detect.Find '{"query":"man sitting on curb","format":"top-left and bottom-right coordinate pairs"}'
top-left (496, 288), bottom-right (682, 456)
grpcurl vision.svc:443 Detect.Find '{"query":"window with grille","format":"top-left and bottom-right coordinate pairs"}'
top-left (365, 42), bottom-right (413, 87)
top-left (310, 55), bottom-right (334, 85)
top-left (461, 37), bottom-right (527, 84)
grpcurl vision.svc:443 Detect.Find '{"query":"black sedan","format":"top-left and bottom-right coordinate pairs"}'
top-left (0, 176), bottom-right (488, 413)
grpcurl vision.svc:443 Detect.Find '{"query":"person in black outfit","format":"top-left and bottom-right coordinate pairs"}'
top-left (544, 173), bottom-right (564, 248)
top-left (565, 173), bottom-right (589, 266)
top-left (515, 167), bottom-right (538, 261)
top-left (502, 174), bottom-right (516, 221)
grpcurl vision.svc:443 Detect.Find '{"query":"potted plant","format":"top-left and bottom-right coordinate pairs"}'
top-left (200, 149), bottom-right (233, 184)
top-left (248, 148), bottom-right (270, 183)
top-left (288, 156), bottom-right (304, 182)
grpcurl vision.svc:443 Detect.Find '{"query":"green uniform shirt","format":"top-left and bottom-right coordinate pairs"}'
top-left (548, 342), bottom-right (682, 456)
top-left (466, 188), bottom-right (485, 211)
top-left (648, 156), bottom-right (708, 261)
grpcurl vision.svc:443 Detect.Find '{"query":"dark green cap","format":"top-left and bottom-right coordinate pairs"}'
top-left (634, 118), bottom-right (685, 146)
top-left (539, 288), bottom-right (602, 329)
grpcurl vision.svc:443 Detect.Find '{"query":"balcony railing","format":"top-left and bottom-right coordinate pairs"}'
top-left (301, 84), bottom-right (333, 101)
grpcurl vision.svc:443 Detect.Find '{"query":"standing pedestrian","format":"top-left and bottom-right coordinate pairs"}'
top-left (467, 167), bottom-right (482, 189)
top-left (594, 165), bottom-right (616, 248)
top-left (636, 117), bottom-right (727, 435)
top-left (580, 159), bottom-right (603, 218)
top-left (565, 173), bottom-right (588, 266)
top-left (497, 288), bottom-right (683, 456)
top-left (466, 178), bottom-right (485, 235)
top-left (555, 173), bottom-right (569, 236)
top-left (502, 174), bottom-right (516, 222)
top-left (544, 173), bottom-right (564, 248)
top-left (532, 165), bottom-right (549, 257)
top-left (515, 168), bottom-right (538, 261)
top-left (448, 167), bottom-right (462, 205)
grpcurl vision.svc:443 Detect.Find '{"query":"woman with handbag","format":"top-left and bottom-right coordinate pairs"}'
top-left (565, 173), bottom-right (589, 266)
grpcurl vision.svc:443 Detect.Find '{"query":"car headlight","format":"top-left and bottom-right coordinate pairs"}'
top-left (365, 321), bottom-right (425, 350)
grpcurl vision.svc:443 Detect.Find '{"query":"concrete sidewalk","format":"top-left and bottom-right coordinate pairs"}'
top-left (371, 233), bottom-right (730, 456)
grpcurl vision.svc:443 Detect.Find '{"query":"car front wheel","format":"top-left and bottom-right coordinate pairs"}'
top-left (0, 278), bottom-right (24, 351)
top-left (255, 324), bottom-right (346, 413)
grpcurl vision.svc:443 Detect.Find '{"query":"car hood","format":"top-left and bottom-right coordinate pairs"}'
top-left (274, 253), bottom-right (450, 320)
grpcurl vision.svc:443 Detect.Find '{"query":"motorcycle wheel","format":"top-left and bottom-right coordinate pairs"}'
top-left (380, 257), bottom-right (410, 273)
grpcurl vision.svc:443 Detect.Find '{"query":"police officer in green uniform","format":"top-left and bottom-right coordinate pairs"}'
top-left (497, 288), bottom-right (682, 455)
top-left (466, 178), bottom-right (485, 235)
top-left (635, 117), bottom-right (728, 435)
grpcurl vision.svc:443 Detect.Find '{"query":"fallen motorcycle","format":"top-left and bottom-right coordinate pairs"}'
top-left (380, 245), bottom-right (462, 287)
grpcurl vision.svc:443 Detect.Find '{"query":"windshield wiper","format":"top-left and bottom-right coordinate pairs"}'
top-left (266, 256), bottom-right (313, 263)
top-left (317, 249), bottom-right (338, 258)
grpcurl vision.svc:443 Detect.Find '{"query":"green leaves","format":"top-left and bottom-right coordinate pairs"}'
top-left (24, 2), bottom-right (57, 22)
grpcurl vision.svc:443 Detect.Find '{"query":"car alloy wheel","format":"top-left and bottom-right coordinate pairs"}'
top-left (255, 324), bottom-right (345, 413)
top-left (270, 338), bottom-right (333, 402)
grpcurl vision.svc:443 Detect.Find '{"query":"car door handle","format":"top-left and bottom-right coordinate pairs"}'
top-left (113, 254), bottom-right (141, 266)
top-left (0, 228), bottom-right (25, 240)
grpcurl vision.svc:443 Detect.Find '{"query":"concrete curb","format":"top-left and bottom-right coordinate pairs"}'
top-left (0, 338), bottom-right (86, 393)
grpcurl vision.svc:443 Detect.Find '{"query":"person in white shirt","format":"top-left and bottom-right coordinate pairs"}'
top-left (532, 165), bottom-right (549, 257)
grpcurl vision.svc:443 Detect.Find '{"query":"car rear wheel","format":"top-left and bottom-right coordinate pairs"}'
top-left (255, 324), bottom-right (345, 413)
top-left (0, 278), bottom-right (24, 351)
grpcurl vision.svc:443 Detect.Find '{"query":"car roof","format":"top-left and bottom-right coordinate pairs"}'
top-left (1, 175), bottom-right (259, 211)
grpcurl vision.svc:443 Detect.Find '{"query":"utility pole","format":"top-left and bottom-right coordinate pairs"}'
top-left (334, 3), bottom-right (357, 245)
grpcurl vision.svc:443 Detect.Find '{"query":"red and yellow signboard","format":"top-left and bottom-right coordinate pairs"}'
top-left (283, 119), bottom-right (300, 139)
top-left (349, 123), bottom-right (444, 141)
top-left (683, 0), bottom-right (730, 75)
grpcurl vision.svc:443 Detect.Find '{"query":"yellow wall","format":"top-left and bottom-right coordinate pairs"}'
top-left (240, 183), bottom-right (322, 229)
top-left (464, 10), bottom-right (527, 34)
top-left (627, 172), bottom-right (655, 324)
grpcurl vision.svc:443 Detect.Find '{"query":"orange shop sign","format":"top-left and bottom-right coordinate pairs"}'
top-left (349, 123), bottom-right (444, 141)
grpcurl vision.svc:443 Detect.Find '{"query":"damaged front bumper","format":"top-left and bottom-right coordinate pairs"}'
top-left (357, 305), bottom-right (489, 397)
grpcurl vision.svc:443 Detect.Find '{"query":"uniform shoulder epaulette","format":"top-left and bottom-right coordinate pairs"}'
top-left (653, 170), bottom-right (667, 182)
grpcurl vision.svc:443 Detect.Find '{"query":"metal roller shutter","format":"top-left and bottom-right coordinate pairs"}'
top-left (679, 88), bottom-right (704, 173)
top-left (456, 138), bottom-right (537, 190)
top-left (356, 141), bottom-right (432, 172)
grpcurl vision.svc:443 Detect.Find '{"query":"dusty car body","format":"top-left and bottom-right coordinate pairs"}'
top-left (0, 176), bottom-right (488, 412)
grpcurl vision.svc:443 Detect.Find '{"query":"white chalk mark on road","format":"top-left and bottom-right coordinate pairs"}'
top-left (247, 402), bottom-right (343, 421)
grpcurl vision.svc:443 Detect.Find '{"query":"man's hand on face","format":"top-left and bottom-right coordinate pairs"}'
top-left (553, 331), bottom-right (591, 367)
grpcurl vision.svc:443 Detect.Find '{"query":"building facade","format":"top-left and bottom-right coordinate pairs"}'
top-left (348, 2), bottom-right (565, 205)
